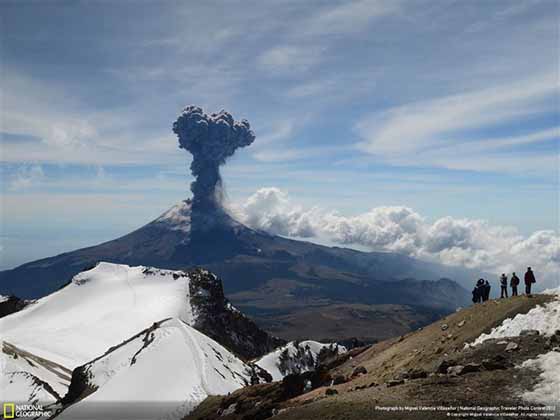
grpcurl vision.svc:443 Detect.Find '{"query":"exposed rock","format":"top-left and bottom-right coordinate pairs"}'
top-left (351, 366), bottom-right (367, 378)
top-left (505, 342), bottom-right (519, 352)
top-left (520, 329), bottom-right (539, 336)
top-left (482, 357), bottom-right (509, 371)
top-left (447, 365), bottom-right (464, 376)
top-left (436, 360), bottom-right (451, 374)
top-left (0, 295), bottom-right (28, 318)
top-left (332, 375), bottom-right (347, 385)
top-left (462, 363), bottom-right (481, 374)
top-left (386, 379), bottom-right (405, 387)
top-left (188, 268), bottom-right (285, 359)
top-left (325, 388), bottom-right (338, 396)
top-left (457, 320), bottom-right (466, 327)
top-left (407, 368), bottom-right (428, 379)
top-left (441, 324), bottom-right (449, 331)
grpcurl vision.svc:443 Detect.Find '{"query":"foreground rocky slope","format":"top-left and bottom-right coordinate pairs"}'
top-left (186, 293), bottom-right (559, 420)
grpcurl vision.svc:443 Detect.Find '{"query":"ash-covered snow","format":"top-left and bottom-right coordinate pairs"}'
top-left (59, 318), bottom-right (253, 420)
top-left (470, 293), bottom-right (560, 346)
top-left (153, 200), bottom-right (192, 233)
top-left (520, 351), bottom-right (560, 413)
top-left (255, 340), bottom-right (346, 382)
top-left (0, 263), bottom-right (195, 368)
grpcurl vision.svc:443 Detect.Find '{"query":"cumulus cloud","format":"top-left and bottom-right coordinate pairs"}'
top-left (234, 187), bottom-right (560, 289)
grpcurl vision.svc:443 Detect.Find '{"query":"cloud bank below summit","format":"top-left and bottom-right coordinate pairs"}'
top-left (231, 187), bottom-right (559, 290)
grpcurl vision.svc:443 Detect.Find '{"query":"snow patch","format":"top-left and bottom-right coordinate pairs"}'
top-left (255, 340), bottom-right (346, 382)
top-left (470, 297), bottom-right (560, 346)
top-left (153, 200), bottom-right (191, 232)
top-left (520, 351), bottom-right (560, 412)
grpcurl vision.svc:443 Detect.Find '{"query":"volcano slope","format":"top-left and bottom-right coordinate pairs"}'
top-left (186, 292), bottom-right (559, 420)
top-left (0, 200), bottom-right (474, 343)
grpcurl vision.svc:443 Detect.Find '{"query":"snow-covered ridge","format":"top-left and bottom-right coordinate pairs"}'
top-left (0, 262), bottom-right (195, 368)
top-left (58, 318), bottom-right (254, 420)
top-left (1, 341), bottom-right (72, 405)
top-left (255, 340), bottom-right (347, 382)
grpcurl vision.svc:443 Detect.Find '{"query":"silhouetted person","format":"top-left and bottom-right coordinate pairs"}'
top-left (524, 267), bottom-right (536, 295)
top-left (472, 285), bottom-right (480, 303)
top-left (483, 279), bottom-right (491, 301)
top-left (500, 273), bottom-right (508, 298)
top-left (510, 272), bottom-right (520, 296)
top-left (473, 279), bottom-right (485, 303)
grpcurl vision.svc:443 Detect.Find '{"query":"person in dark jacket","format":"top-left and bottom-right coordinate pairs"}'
top-left (483, 279), bottom-right (491, 301)
top-left (524, 267), bottom-right (536, 295)
top-left (510, 272), bottom-right (520, 296)
top-left (471, 286), bottom-right (479, 303)
top-left (472, 279), bottom-right (484, 303)
top-left (499, 273), bottom-right (508, 298)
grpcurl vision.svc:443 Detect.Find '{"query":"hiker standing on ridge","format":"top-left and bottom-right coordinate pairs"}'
top-left (500, 273), bottom-right (508, 298)
top-left (524, 267), bottom-right (536, 295)
top-left (483, 279), bottom-right (491, 301)
top-left (510, 272), bottom-right (520, 296)
top-left (472, 279), bottom-right (483, 303)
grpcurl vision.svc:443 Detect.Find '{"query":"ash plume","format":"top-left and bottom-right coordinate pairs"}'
top-left (173, 106), bottom-right (255, 212)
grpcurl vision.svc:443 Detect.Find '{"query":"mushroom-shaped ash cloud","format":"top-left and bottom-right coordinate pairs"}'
top-left (173, 106), bottom-right (255, 211)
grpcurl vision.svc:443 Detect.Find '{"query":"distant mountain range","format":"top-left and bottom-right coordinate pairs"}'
top-left (0, 200), bottom-right (477, 341)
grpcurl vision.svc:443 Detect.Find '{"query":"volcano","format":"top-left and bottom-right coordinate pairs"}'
top-left (0, 200), bottom-right (474, 342)
top-left (0, 106), bottom-right (477, 342)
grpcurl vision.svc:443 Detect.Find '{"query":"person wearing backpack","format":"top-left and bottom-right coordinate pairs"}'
top-left (499, 273), bottom-right (508, 298)
top-left (524, 267), bottom-right (536, 295)
top-left (510, 272), bottom-right (520, 296)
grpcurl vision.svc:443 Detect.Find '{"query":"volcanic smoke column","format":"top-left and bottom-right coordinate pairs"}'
top-left (173, 106), bottom-right (255, 212)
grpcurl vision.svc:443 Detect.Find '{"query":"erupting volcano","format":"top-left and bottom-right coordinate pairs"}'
top-left (0, 106), bottom-right (474, 343)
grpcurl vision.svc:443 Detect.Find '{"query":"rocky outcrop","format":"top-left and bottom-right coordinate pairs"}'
top-left (188, 268), bottom-right (285, 360)
top-left (0, 295), bottom-right (28, 318)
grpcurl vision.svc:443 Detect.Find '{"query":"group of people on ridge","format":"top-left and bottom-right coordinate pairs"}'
top-left (472, 267), bottom-right (536, 303)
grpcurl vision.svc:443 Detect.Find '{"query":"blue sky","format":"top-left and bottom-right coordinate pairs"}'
top-left (1, 0), bottom-right (558, 272)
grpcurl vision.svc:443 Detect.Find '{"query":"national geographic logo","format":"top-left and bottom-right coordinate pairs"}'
top-left (2, 403), bottom-right (52, 419)
top-left (2, 403), bottom-right (14, 419)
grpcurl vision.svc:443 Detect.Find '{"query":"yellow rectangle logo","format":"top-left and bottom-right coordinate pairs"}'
top-left (3, 403), bottom-right (15, 419)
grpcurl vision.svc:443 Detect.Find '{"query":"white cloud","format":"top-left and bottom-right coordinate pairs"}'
top-left (356, 73), bottom-right (557, 156)
top-left (257, 45), bottom-right (323, 74)
top-left (234, 187), bottom-right (560, 289)
top-left (354, 73), bottom-right (559, 174)
top-left (305, 0), bottom-right (402, 36)
top-left (8, 165), bottom-right (45, 191)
